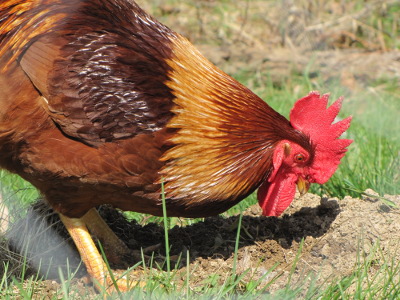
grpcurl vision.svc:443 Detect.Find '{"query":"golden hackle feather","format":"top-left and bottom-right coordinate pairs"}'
top-left (160, 35), bottom-right (287, 207)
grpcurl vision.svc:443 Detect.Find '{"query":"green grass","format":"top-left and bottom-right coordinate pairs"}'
top-left (0, 170), bottom-right (39, 206)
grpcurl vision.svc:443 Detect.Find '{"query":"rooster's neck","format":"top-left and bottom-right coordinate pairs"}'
top-left (160, 35), bottom-right (291, 211)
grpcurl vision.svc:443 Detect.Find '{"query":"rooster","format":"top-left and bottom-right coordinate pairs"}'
top-left (0, 0), bottom-right (352, 292)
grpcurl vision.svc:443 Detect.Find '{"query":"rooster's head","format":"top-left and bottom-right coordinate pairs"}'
top-left (257, 92), bottom-right (352, 216)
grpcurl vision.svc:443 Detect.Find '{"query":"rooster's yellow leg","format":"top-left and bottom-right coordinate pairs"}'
top-left (81, 208), bottom-right (131, 266)
top-left (59, 213), bottom-right (135, 292)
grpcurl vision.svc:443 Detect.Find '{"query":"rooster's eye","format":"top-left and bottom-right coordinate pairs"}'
top-left (295, 153), bottom-right (306, 163)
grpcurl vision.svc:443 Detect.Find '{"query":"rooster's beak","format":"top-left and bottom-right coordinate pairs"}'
top-left (297, 177), bottom-right (310, 196)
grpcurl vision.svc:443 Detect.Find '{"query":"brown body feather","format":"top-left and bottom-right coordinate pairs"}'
top-left (0, 0), bottom-right (312, 218)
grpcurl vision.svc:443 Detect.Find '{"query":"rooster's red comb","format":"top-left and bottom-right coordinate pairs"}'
top-left (290, 91), bottom-right (353, 184)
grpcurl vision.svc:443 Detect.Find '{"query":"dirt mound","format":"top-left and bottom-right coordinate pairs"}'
top-left (171, 191), bottom-right (400, 293)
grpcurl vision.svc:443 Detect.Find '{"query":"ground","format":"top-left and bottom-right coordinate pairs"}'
top-left (2, 190), bottom-right (399, 298)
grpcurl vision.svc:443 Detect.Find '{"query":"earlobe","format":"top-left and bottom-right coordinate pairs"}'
top-left (283, 143), bottom-right (291, 157)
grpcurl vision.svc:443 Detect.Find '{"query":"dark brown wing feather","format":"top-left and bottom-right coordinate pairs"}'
top-left (6, 0), bottom-right (176, 146)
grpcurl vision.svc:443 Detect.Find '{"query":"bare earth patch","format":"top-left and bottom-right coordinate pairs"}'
top-left (1, 191), bottom-right (399, 297)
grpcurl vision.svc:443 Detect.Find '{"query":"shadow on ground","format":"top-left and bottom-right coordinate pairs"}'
top-left (3, 197), bottom-right (339, 281)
